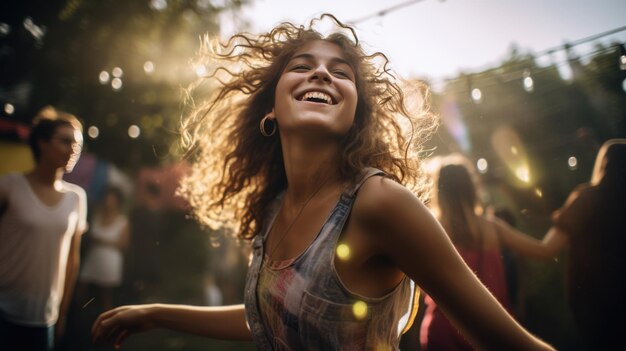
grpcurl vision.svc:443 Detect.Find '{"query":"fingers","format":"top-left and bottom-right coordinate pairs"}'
top-left (114, 329), bottom-right (130, 349)
top-left (92, 306), bottom-right (127, 344)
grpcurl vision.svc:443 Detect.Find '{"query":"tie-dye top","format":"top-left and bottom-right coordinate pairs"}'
top-left (244, 168), bottom-right (420, 350)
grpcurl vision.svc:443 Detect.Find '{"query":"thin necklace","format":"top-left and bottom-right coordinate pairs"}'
top-left (265, 175), bottom-right (332, 262)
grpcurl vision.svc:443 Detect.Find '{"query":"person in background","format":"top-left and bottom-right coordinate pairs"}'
top-left (92, 15), bottom-right (553, 350)
top-left (420, 156), bottom-right (515, 350)
top-left (0, 106), bottom-right (87, 350)
top-left (78, 186), bottom-right (129, 310)
top-left (125, 181), bottom-right (163, 302)
top-left (493, 139), bottom-right (626, 350)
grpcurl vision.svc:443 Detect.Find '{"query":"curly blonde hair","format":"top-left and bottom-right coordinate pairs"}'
top-left (179, 14), bottom-right (437, 240)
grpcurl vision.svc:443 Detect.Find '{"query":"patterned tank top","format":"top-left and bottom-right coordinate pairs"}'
top-left (244, 168), bottom-right (419, 350)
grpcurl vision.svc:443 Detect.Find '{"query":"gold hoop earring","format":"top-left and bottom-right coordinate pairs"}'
top-left (260, 114), bottom-right (277, 137)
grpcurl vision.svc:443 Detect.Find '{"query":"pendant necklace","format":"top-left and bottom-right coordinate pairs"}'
top-left (265, 175), bottom-right (332, 262)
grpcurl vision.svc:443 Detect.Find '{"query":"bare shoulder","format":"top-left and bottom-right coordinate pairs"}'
top-left (352, 175), bottom-right (435, 245)
top-left (353, 175), bottom-right (419, 222)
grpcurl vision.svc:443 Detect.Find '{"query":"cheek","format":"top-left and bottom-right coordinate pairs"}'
top-left (273, 79), bottom-right (291, 114)
top-left (344, 89), bottom-right (358, 118)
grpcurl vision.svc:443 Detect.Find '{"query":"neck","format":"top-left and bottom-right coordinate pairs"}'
top-left (279, 135), bottom-right (343, 204)
top-left (28, 163), bottom-right (65, 188)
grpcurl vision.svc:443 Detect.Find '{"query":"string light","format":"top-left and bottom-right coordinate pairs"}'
top-left (438, 26), bottom-right (626, 95)
top-left (348, 0), bottom-right (429, 24)
top-left (522, 69), bottom-right (534, 93)
top-left (471, 88), bottom-right (482, 103)
top-left (476, 158), bottom-right (488, 173)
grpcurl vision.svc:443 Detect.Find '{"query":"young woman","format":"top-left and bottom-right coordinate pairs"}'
top-left (79, 186), bottom-right (129, 310)
top-left (92, 15), bottom-right (554, 350)
top-left (419, 156), bottom-right (518, 350)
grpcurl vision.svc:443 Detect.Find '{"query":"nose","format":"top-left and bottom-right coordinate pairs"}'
top-left (308, 64), bottom-right (332, 83)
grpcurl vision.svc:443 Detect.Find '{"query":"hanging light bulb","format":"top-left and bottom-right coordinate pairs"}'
top-left (523, 69), bottom-right (534, 93)
top-left (471, 88), bottom-right (482, 103)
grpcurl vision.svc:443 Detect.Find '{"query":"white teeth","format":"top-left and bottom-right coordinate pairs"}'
top-left (301, 91), bottom-right (332, 104)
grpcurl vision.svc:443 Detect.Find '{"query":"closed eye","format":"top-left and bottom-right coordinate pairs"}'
top-left (332, 70), bottom-right (351, 79)
top-left (291, 64), bottom-right (311, 71)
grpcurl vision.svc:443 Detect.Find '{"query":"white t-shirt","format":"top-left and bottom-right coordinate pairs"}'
top-left (0, 173), bottom-right (87, 326)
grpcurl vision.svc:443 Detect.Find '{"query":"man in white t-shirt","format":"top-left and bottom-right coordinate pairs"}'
top-left (0, 106), bottom-right (87, 351)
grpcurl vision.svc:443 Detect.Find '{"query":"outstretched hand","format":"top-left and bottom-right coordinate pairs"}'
top-left (92, 304), bottom-right (156, 349)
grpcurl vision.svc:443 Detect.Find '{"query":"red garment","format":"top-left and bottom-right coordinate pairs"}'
top-left (420, 248), bottom-right (511, 350)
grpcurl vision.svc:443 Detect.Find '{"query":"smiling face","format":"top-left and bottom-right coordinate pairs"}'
top-left (273, 40), bottom-right (358, 139)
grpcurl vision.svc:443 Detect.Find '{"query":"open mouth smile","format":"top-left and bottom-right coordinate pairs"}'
top-left (296, 91), bottom-right (336, 105)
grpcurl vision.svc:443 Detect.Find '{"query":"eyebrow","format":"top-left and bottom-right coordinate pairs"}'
top-left (289, 53), bottom-right (353, 68)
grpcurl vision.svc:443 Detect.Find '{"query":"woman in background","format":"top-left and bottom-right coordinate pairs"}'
top-left (79, 186), bottom-right (129, 310)
top-left (525, 139), bottom-right (626, 350)
top-left (421, 155), bottom-right (521, 350)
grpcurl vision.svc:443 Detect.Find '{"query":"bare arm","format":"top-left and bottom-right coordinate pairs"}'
top-left (492, 217), bottom-right (568, 260)
top-left (57, 232), bottom-right (81, 339)
top-left (357, 178), bottom-right (554, 351)
top-left (92, 303), bottom-right (252, 348)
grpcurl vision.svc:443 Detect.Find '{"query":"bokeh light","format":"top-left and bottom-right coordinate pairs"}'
top-left (476, 158), bottom-right (488, 173)
top-left (112, 67), bottom-right (123, 78)
top-left (568, 156), bottom-right (578, 170)
top-left (534, 188), bottom-right (543, 198)
top-left (471, 88), bottom-right (482, 103)
top-left (128, 125), bottom-right (141, 138)
top-left (87, 126), bottom-right (99, 139)
top-left (352, 301), bottom-right (368, 320)
top-left (523, 69), bottom-right (534, 93)
top-left (111, 78), bottom-right (123, 91)
top-left (0, 23), bottom-right (11, 36)
top-left (143, 61), bottom-right (155, 74)
top-left (4, 103), bottom-right (15, 115)
top-left (99, 71), bottom-right (110, 84)
top-left (523, 76), bottom-right (534, 92)
top-left (622, 78), bottom-right (626, 93)
top-left (336, 244), bottom-right (351, 261)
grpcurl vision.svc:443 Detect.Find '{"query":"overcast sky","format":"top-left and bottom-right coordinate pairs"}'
top-left (220, 0), bottom-right (626, 81)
